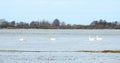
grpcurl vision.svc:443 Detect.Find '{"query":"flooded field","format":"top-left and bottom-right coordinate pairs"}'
top-left (0, 29), bottom-right (120, 63)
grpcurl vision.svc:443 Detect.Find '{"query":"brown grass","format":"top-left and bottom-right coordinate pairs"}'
top-left (0, 50), bottom-right (120, 53)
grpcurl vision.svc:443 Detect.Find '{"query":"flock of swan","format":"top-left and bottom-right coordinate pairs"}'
top-left (19, 35), bottom-right (103, 42)
top-left (88, 36), bottom-right (103, 41)
top-left (19, 37), bottom-right (56, 42)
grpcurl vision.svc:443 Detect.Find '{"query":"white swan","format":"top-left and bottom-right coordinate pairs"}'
top-left (50, 35), bottom-right (56, 41)
top-left (50, 37), bottom-right (56, 41)
top-left (96, 36), bottom-right (103, 41)
top-left (19, 38), bottom-right (25, 42)
top-left (88, 35), bottom-right (103, 41)
top-left (89, 36), bottom-right (95, 41)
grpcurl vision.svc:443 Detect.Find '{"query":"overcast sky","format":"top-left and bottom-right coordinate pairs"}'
top-left (0, 0), bottom-right (120, 24)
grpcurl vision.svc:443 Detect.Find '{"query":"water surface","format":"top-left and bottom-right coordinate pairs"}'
top-left (0, 29), bottom-right (120, 63)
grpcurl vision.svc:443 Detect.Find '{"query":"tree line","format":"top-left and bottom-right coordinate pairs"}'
top-left (0, 19), bottom-right (120, 29)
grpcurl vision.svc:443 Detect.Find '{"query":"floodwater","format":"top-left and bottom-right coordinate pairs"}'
top-left (0, 29), bottom-right (120, 63)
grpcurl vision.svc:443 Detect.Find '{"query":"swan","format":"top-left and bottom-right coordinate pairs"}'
top-left (96, 36), bottom-right (103, 41)
top-left (88, 36), bottom-right (95, 41)
top-left (19, 38), bottom-right (25, 41)
top-left (88, 35), bottom-right (103, 41)
top-left (50, 37), bottom-right (56, 41)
